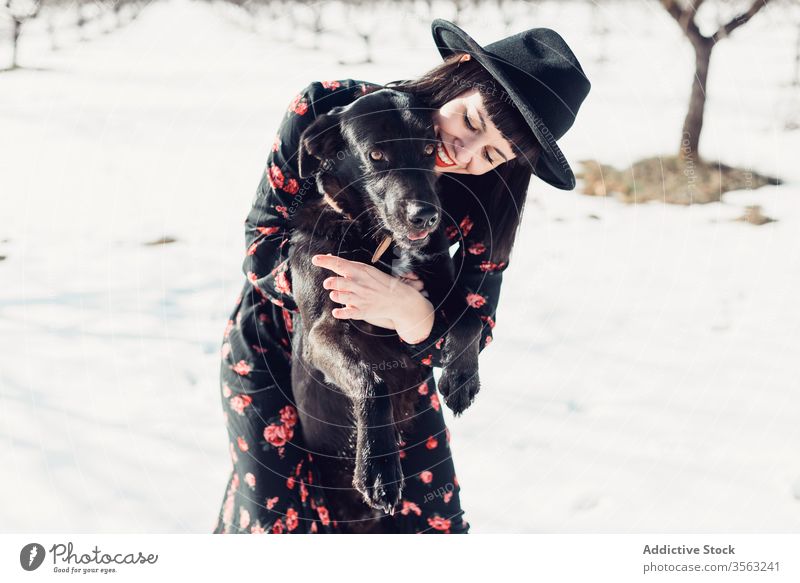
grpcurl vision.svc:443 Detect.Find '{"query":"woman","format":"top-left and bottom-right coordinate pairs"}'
top-left (213, 19), bottom-right (591, 534)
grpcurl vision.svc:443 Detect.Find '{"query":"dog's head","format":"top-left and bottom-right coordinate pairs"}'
top-left (298, 89), bottom-right (440, 250)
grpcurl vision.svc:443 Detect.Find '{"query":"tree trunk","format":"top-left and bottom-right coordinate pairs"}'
top-left (12, 18), bottom-right (21, 69)
top-left (679, 37), bottom-right (713, 163)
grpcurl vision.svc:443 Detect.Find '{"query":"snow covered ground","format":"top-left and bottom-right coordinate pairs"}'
top-left (1, 0), bottom-right (799, 533)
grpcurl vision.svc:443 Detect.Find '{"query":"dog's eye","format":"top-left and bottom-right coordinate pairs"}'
top-left (424, 144), bottom-right (435, 156)
top-left (369, 150), bottom-right (384, 161)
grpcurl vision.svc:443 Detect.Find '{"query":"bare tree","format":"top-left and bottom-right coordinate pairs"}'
top-left (659, 0), bottom-right (774, 163)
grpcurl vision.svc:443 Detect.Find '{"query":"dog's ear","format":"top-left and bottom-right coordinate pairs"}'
top-left (298, 106), bottom-right (346, 179)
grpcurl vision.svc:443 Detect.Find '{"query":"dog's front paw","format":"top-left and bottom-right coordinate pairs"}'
top-left (353, 451), bottom-right (404, 515)
top-left (438, 366), bottom-right (480, 416)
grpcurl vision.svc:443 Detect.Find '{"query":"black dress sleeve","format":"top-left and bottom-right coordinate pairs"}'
top-left (242, 79), bottom-right (382, 312)
top-left (397, 212), bottom-right (508, 368)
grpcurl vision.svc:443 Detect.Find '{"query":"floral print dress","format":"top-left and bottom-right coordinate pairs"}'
top-left (212, 79), bottom-right (507, 534)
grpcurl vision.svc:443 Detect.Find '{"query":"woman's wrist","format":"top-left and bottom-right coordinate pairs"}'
top-left (393, 293), bottom-right (434, 345)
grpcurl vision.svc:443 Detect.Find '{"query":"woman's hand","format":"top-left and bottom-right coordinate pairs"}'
top-left (311, 254), bottom-right (434, 343)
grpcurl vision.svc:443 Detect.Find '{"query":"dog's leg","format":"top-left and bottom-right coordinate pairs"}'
top-left (305, 318), bottom-right (403, 514)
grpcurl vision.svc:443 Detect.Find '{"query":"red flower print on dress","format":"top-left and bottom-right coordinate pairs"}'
top-left (421, 354), bottom-right (432, 366)
top-left (282, 308), bottom-right (294, 333)
top-left (239, 507), bottom-right (251, 530)
top-left (299, 481), bottom-right (309, 503)
top-left (286, 508), bottom-right (299, 531)
top-left (244, 472), bottom-right (256, 489)
top-left (445, 225), bottom-right (459, 240)
top-left (435, 337), bottom-right (444, 349)
top-left (256, 226), bottom-right (280, 236)
top-left (466, 292), bottom-right (486, 308)
top-left (268, 164), bottom-right (285, 190)
top-left (251, 344), bottom-right (269, 354)
top-left (247, 271), bottom-right (259, 285)
top-left (283, 178), bottom-right (299, 195)
top-left (275, 205), bottom-right (289, 219)
top-left (485, 335), bottom-right (493, 346)
top-left (317, 506), bottom-right (331, 526)
top-left (430, 393), bottom-right (440, 412)
top-left (251, 522), bottom-right (266, 534)
top-left (220, 342), bottom-right (231, 359)
top-left (419, 470), bottom-right (433, 484)
top-left (221, 383), bottom-right (232, 398)
top-left (272, 135), bottom-right (281, 152)
top-left (221, 494), bottom-right (234, 532)
top-left (223, 319), bottom-right (234, 338)
top-left (272, 518), bottom-right (285, 534)
top-left (479, 260), bottom-right (506, 272)
top-left (480, 314), bottom-right (496, 329)
top-left (236, 436), bottom-right (249, 452)
top-left (229, 393), bottom-right (253, 415)
top-left (426, 436), bottom-right (438, 450)
top-left (230, 360), bottom-right (252, 376)
top-left (459, 215), bottom-right (473, 237)
top-left (229, 442), bottom-right (238, 464)
top-left (280, 405), bottom-right (298, 428)
top-left (400, 500), bottom-right (422, 516)
top-left (467, 242), bottom-right (486, 255)
top-left (310, 521), bottom-right (318, 533)
top-left (418, 381), bottom-right (429, 395)
top-left (288, 94), bottom-right (309, 116)
top-left (266, 496), bottom-right (279, 510)
top-left (264, 424), bottom-right (291, 447)
top-left (274, 270), bottom-right (292, 295)
top-left (427, 516), bottom-right (451, 532)
top-left (286, 475), bottom-right (296, 490)
top-left (247, 241), bottom-right (259, 256)
top-left (321, 80), bottom-right (341, 90)
top-left (445, 427), bottom-right (451, 444)
top-left (443, 491), bottom-right (453, 503)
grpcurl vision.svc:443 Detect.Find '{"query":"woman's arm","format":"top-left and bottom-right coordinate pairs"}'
top-left (243, 80), bottom-right (380, 311)
top-left (397, 216), bottom-right (507, 368)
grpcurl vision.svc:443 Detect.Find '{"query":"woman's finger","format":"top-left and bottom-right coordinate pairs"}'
top-left (331, 305), bottom-right (362, 319)
top-left (323, 276), bottom-right (357, 292)
top-left (398, 271), bottom-right (420, 280)
top-left (400, 278), bottom-right (425, 292)
top-left (312, 254), bottom-right (362, 278)
top-left (329, 290), bottom-right (357, 305)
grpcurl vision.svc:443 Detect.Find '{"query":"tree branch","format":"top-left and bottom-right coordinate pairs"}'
top-left (659, 0), bottom-right (704, 40)
top-left (712, 0), bottom-right (773, 42)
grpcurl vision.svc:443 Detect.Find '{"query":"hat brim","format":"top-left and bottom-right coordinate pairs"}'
top-left (431, 19), bottom-right (576, 190)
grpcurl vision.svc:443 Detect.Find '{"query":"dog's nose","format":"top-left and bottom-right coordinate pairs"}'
top-left (407, 204), bottom-right (439, 230)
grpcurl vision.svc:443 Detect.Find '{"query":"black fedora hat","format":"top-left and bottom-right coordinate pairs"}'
top-left (431, 19), bottom-right (591, 190)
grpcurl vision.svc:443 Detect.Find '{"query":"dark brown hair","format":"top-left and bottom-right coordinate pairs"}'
top-left (385, 54), bottom-right (542, 264)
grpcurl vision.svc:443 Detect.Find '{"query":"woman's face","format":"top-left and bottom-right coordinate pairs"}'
top-left (432, 86), bottom-right (517, 175)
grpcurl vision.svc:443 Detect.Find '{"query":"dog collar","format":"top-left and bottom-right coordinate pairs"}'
top-left (322, 190), bottom-right (393, 264)
top-left (371, 235), bottom-right (393, 264)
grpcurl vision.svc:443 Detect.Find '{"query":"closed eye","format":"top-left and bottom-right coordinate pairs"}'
top-left (463, 110), bottom-right (494, 164)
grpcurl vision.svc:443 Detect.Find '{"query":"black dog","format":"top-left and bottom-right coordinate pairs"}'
top-left (288, 89), bottom-right (484, 530)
